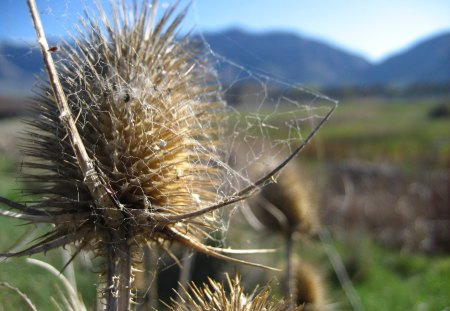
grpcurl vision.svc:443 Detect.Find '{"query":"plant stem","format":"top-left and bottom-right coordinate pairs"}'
top-left (320, 229), bottom-right (365, 311)
top-left (136, 245), bottom-right (159, 310)
top-left (285, 231), bottom-right (295, 307)
top-left (104, 232), bottom-right (132, 311)
top-left (177, 250), bottom-right (195, 301)
top-left (146, 246), bottom-right (159, 310)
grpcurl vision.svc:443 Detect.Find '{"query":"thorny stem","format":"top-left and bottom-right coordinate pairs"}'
top-left (177, 250), bottom-right (195, 302)
top-left (138, 246), bottom-right (159, 310)
top-left (135, 246), bottom-right (159, 310)
top-left (104, 232), bottom-right (132, 311)
top-left (26, 0), bottom-right (122, 227)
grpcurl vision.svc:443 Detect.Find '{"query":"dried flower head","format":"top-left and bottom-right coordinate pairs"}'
top-left (291, 260), bottom-right (328, 311)
top-left (165, 274), bottom-right (303, 311)
top-left (1, 0), bottom-right (227, 258)
top-left (245, 159), bottom-right (319, 236)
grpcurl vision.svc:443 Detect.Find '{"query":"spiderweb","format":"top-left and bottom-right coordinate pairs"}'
top-left (200, 49), bottom-right (337, 242)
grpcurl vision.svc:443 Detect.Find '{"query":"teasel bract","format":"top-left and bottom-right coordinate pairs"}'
top-left (164, 274), bottom-right (303, 311)
top-left (0, 0), bottom-right (271, 309)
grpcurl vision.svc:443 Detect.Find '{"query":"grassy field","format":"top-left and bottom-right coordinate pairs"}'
top-left (309, 97), bottom-right (450, 168)
top-left (326, 235), bottom-right (450, 311)
top-left (354, 247), bottom-right (450, 310)
top-left (0, 97), bottom-right (449, 310)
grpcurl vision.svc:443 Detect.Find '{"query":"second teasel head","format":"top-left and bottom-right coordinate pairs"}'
top-left (291, 260), bottom-right (328, 311)
top-left (245, 159), bottom-right (319, 237)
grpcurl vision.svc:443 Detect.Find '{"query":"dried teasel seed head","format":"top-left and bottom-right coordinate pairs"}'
top-left (290, 260), bottom-right (328, 311)
top-left (245, 159), bottom-right (319, 236)
top-left (164, 274), bottom-right (303, 311)
top-left (1, 1), bottom-right (228, 264)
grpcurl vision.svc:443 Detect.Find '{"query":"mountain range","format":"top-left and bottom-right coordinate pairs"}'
top-left (203, 29), bottom-right (450, 87)
top-left (0, 29), bottom-right (449, 96)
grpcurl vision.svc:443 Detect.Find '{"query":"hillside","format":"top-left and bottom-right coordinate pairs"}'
top-left (364, 32), bottom-right (450, 85)
top-left (204, 29), bottom-right (450, 87)
top-left (203, 29), bottom-right (370, 86)
top-left (0, 30), bottom-right (449, 94)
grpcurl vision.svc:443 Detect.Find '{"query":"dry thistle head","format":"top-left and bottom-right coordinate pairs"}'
top-left (165, 274), bottom-right (303, 311)
top-left (1, 0), bottom-right (228, 265)
top-left (245, 159), bottom-right (319, 236)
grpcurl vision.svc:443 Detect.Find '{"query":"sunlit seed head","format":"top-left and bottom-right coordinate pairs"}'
top-left (17, 0), bottom-right (226, 260)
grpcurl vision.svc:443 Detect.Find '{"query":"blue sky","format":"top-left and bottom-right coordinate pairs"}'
top-left (1, 0), bottom-right (450, 62)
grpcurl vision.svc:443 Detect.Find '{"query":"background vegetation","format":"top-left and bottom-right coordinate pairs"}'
top-left (1, 94), bottom-right (449, 310)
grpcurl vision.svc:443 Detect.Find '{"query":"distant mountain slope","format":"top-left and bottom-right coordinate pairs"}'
top-left (365, 32), bottom-right (450, 85)
top-left (203, 29), bottom-right (370, 86)
top-left (0, 30), bottom-right (449, 95)
top-left (0, 43), bottom-right (42, 96)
